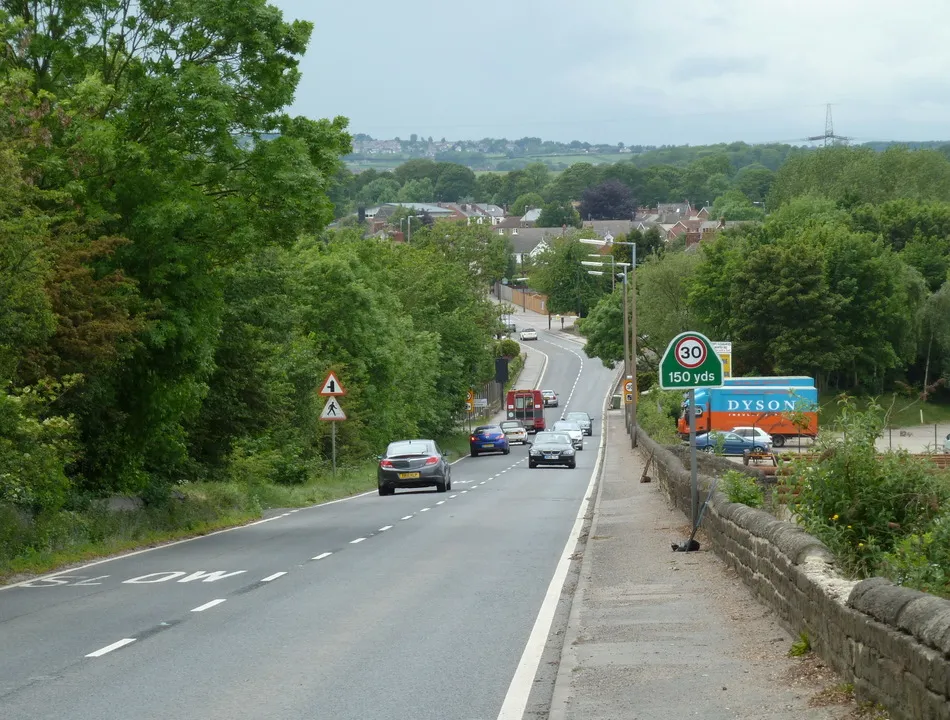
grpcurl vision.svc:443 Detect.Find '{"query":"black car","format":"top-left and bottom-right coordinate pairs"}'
top-left (377, 439), bottom-right (452, 495)
top-left (564, 411), bottom-right (593, 436)
top-left (527, 431), bottom-right (577, 469)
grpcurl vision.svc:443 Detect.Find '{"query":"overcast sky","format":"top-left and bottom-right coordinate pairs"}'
top-left (271, 0), bottom-right (950, 145)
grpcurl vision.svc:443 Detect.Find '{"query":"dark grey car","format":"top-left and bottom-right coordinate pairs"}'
top-left (527, 431), bottom-right (577, 469)
top-left (377, 439), bottom-right (452, 495)
top-left (564, 411), bottom-right (593, 436)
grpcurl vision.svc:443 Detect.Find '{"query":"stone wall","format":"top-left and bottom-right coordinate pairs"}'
top-left (637, 430), bottom-right (950, 720)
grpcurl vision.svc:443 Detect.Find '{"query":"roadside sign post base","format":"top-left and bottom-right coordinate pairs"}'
top-left (689, 388), bottom-right (698, 528)
top-left (331, 422), bottom-right (337, 477)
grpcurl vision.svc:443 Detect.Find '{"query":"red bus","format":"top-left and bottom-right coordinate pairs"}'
top-left (505, 389), bottom-right (546, 433)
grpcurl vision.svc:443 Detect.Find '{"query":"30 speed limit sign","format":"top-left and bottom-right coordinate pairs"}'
top-left (658, 330), bottom-right (723, 389)
top-left (674, 335), bottom-right (707, 369)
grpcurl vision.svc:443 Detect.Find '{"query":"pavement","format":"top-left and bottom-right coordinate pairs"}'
top-left (547, 410), bottom-right (851, 720)
top-left (0, 306), bottom-right (614, 720)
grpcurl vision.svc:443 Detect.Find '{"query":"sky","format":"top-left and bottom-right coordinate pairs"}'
top-left (272, 0), bottom-right (950, 146)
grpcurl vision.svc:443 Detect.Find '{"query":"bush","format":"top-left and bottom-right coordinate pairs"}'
top-left (495, 338), bottom-right (521, 358)
top-left (722, 470), bottom-right (764, 508)
top-left (880, 511), bottom-right (950, 597)
top-left (637, 388), bottom-right (682, 444)
top-left (790, 398), bottom-right (950, 582)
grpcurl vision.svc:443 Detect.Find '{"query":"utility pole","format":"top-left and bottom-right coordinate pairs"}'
top-left (630, 244), bottom-right (638, 448)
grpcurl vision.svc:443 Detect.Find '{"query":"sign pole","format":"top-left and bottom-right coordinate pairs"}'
top-left (689, 388), bottom-right (698, 527)
top-left (630, 245), bottom-right (638, 448)
top-left (622, 268), bottom-right (631, 434)
top-left (331, 422), bottom-right (337, 477)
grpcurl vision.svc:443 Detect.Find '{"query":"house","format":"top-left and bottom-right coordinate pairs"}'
top-left (364, 203), bottom-right (455, 221)
top-left (496, 227), bottom-right (566, 265)
top-left (441, 202), bottom-right (506, 225)
top-left (582, 220), bottom-right (636, 239)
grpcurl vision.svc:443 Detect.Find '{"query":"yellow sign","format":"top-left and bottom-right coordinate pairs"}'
top-left (720, 353), bottom-right (732, 378)
top-left (624, 392), bottom-right (634, 404)
top-left (623, 379), bottom-right (634, 394)
top-left (466, 389), bottom-right (475, 412)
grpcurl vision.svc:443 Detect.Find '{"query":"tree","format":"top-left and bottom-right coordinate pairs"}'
top-left (919, 281), bottom-right (950, 393)
top-left (579, 180), bottom-right (637, 220)
top-left (434, 163), bottom-right (476, 201)
top-left (397, 178), bottom-right (436, 203)
top-left (533, 236), bottom-right (609, 316)
top-left (547, 163), bottom-right (601, 202)
top-left (577, 290), bottom-right (624, 368)
top-left (511, 192), bottom-right (545, 216)
top-left (711, 190), bottom-right (766, 221)
top-left (537, 202), bottom-right (582, 229)
top-left (359, 178), bottom-right (401, 205)
top-left (635, 251), bottom-right (703, 362)
top-left (732, 163), bottom-right (775, 203)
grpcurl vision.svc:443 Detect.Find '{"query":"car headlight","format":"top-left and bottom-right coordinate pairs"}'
top-left (563, 448), bottom-right (575, 456)
top-left (530, 449), bottom-right (542, 456)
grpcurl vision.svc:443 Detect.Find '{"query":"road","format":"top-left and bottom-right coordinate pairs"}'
top-left (0, 322), bottom-right (616, 720)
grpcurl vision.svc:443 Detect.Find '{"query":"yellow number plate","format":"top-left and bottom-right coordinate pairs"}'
top-left (398, 472), bottom-right (421, 479)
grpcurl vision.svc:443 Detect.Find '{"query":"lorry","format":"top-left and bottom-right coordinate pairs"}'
top-left (505, 389), bottom-right (546, 433)
top-left (677, 376), bottom-right (819, 447)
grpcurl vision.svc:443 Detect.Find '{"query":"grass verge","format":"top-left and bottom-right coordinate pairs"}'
top-left (0, 465), bottom-right (377, 584)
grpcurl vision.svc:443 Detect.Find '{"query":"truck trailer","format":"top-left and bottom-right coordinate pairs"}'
top-left (677, 376), bottom-right (819, 447)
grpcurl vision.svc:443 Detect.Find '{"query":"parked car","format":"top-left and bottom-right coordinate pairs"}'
top-left (564, 411), bottom-right (593, 436)
top-left (470, 425), bottom-right (511, 457)
top-left (500, 419), bottom-right (528, 445)
top-left (528, 432), bottom-right (576, 469)
top-left (695, 431), bottom-right (771, 456)
top-left (520, 328), bottom-right (538, 341)
top-left (377, 439), bottom-right (451, 495)
top-left (552, 420), bottom-right (584, 450)
top-left (730, 426), bottom-right (773, 446)
top-left (541, 389), bottom-right (558, 407)
top-left (506, 322), bottom-right (517, 334)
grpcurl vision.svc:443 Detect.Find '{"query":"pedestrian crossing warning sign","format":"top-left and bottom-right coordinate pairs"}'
top-left (319, 397), bottom-right (346, 421)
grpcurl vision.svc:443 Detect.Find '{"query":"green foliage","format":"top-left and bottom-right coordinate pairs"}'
top-left (790, 399), bottom-right (950, 582)
top-left (788, 632), bottom-right (812, 657)
top-left (533, 236), bottom-right (610, 316)
top-left (537, 201), bottom-right (582, 228)
top-left (511, 192), bottom-right (544, 216)
top-left (721, 470), bottom-right (764, 508)
top-left (636, 389), bottom-right (682, 444)
top-left (577, 289), bottom-right (624, 368)
top-left (880, 512), bottom-right (950, 597)
top-left (495, 339), bottom-right (521, 358)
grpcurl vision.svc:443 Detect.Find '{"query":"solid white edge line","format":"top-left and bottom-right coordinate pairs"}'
top-left (86, 638), bottom-right (136, 658)
top-left (261, 572), bottom-right (286, 582)
top-left (349, 537), bottom-right (366, 544)
top-left (191, 599), bottom-right (226, 613)
top-left (1, 488), bottom-right (379, 592)
top-left (312, 552), bottom-right (332, 560)
top-left (495, 368), bottom-right (617, 720)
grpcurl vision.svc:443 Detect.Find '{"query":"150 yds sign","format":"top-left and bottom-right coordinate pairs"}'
top-left (659, 331), bottom-right (724, 389)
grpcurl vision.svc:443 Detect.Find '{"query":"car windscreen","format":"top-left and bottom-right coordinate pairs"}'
top-left (535, 433), bottom-right (570, 444)
top-left (567, 413), bottom-right (588, 421)
top-left (474, 426), bottom-right (501, 434)
top-left (387, 441), bottom-right (431, 457)
top-left (500, 422), bottom-right (522, 430)
top-left (553, 422), bottom-right (579, 431)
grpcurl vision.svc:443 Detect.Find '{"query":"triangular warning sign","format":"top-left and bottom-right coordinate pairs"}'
top-left (318, 371), bottom-right (346, 396)
top-left (319, 397), bottom-right (346, 421)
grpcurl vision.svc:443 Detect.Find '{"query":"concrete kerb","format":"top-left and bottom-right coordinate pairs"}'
top-left (548, 370), bottom-right (623, 720)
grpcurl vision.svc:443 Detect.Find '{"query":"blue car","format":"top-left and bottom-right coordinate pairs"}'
top-left (695, 431), bottom-right (771, 456)
top-left (470, 425), bottom-right (510, 457)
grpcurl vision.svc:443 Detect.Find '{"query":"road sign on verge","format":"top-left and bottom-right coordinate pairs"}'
top-left (659, 331), bottom-right (724, 390)
top-left (319, 371), bottom-right (346, 396)
top-left (319, 397), bottom-right (346, 421)
top-left (623, 379), bottom-right (634, 394)
top-left (466, 389), bottom-right (475, 412)
top-left (712, 341), bottom-right (732, 379)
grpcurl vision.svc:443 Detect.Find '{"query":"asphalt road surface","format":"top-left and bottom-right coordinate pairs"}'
top-left (0, 325), bottom-right (616, 720)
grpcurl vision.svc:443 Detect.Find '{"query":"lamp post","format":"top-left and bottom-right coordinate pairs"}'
top-left (581, 236), bottom-right (638, 446)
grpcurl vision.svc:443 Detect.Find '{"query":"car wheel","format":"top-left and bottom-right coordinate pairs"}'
top-left (446, 476), bottom-right (452, 490)
top-left (471, 449), bottom-right (478, 457)
top-left (772, 436), bottom-right (786, 447)
top-left (528, 461), bottom-right (536, 468)
top-left (503, 447), bottom-right (510, 455)
top-left (568, 460), bottom-right (576, 469)
top-left (378, 486), bottom-right (390, 496)
top-left (752, 446), bottom-right (766, 454)
top-left (435, 479), bottom-right (447, 493)
top-left (702, 446), bottom-right (714, 454)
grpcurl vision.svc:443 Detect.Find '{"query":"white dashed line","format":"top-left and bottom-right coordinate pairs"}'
top-left (86, 638), bottom-right (136, 658)
top-left (191, 599), bottom-right (226, 613)
top-left (401, 515), bottom-right (413, 520)
top-left (261, 572), bottom-right (286, 582)
top-left (461, 490), bottom-right (468, 494)
top-left (449, 494), bottom-right (457, 498)
top-left (350, 537), bottom-right (366, 544)
top-left (436, 501), bottom-right (445, 505)
top-left (420, 507), bottom-right (430, 512)
top-left (378, 525), bottom-right (393, 532)
top-left (480, 481), bottom-right (486, 485)
top-left (312, 552), bottom-right (333, 560)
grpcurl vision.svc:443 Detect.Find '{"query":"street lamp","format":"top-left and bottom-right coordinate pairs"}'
top-left (580, 236), bottom-right (638, 445)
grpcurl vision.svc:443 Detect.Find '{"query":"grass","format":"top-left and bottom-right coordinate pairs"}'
top-left (818, 391), bottom-right (950, 428)
top-left (789, 632), bottom-right (812, 657)
top-left (0, 466), bottom-right (379, 584)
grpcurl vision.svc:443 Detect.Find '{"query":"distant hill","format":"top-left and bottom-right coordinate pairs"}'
top-left (342, 135), bottom-right (950, 173)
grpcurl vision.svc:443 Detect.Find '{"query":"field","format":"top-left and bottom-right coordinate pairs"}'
top-left (817, 391), bottom-right (950, 428)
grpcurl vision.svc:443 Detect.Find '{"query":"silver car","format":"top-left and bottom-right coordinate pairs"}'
top-left (564, 411), bottom-right (592, 436)
top-left (520, 328), bottom-right (538, 341)
top-left (552, 420), bottom-right (583, 450)
top-left (500, 420), bottom-right (528, 445)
